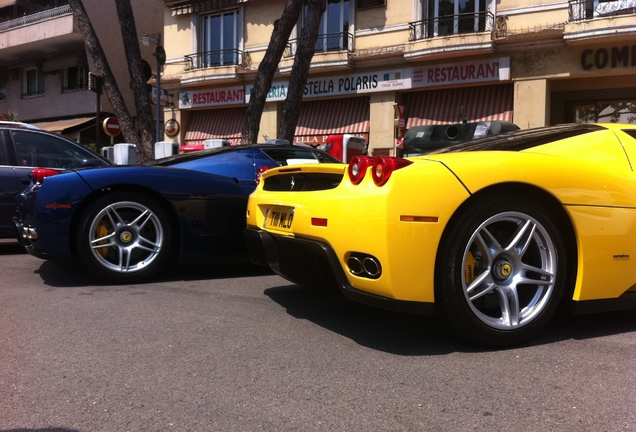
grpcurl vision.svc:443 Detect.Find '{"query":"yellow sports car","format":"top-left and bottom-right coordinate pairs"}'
top-left (244, 123), bottom-right (636, 346)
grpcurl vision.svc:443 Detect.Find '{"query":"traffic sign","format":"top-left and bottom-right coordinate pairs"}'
top-left (151, 87), bottom-right (169, 107)
top-left (103, 117), bottom-right (121, 137)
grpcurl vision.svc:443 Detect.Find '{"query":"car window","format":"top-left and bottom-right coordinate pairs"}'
top-left (622, 130), bottom-right (636, 140)
top-left (0, 132), bottom-right (6, 165)
top-left (172, 147), bottom-right (257, 181)
top-left (12, 130), bottom-right (99, 169)
top-left (259, 147), bottom-right (340, 165)
top-left (432, 124), bottom-right (602, 154)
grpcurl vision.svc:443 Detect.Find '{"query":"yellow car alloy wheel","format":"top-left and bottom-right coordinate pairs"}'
top-left (436, 192), bottom-right (569, 347)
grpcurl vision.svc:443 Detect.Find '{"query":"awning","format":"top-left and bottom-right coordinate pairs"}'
top-left (404, 84), bottom-right (513, 128)
top-left (0, 0), bottom-right (16, 8)
top-left (30, 117), bottom-right (96, 133)
top-left (168, 0), bottom-right (250, 15)
top-left (295, 97), bottom-right (370, 137)
top-left (184, 107), bottom-right (245, 145)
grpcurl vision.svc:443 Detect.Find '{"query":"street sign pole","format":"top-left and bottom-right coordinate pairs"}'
top-left (88, 72), bottom-right (102, 148)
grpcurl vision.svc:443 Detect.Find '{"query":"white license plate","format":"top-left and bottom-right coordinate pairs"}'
top-left (263, 206), bottom-right (294, 230)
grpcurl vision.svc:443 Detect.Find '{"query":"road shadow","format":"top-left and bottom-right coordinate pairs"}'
top-left (264, 284), bottom-right (467, 355)
top-left (264, 283), bottom-right (636, 355)
top-left (165, 261), bottom-right (274, 281)
top-left (34, 259), bottom-right (273, 288)
top-left (0, 240), bottom-right (26, 255)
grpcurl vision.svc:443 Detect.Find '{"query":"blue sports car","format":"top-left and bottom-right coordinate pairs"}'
top-left (14, 142), bottom-right (339, 283)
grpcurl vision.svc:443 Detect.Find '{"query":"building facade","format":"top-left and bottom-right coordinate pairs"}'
top-left (0, 0), bottom-right (163, 146)
top-left (160, 0), bottom-right (636, 156)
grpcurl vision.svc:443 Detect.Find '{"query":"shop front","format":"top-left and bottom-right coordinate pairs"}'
top-left (549, 43), bottom-right (636, 125)
top-left (246, 69), bottom-right (409, 151)
top-left (402, 84), bottom-right (514, 127)
top-left (294, 96), bottom-right (370, 145)
top-left (400, 57), bottom-right (514, 128)
top-left (178, 86), bottom-right (246, 148)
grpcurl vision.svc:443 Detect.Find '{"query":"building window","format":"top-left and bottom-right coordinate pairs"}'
top-left (570, 0), bottom-right (636, 21)
top-left (23, 67), bottom-right (44, 98)
top-left (63, 67), bottom-right (87, 92)
top-left (307, 0), bottom-right (351, 52)
top-left (200, 9), bottom-right (240, 67)
top-left (0, 80), bottom-right (6, 102)
top-left (357, 0), bottom-right (385, 8)
top-left (416, 0), bottom-right (490, 38)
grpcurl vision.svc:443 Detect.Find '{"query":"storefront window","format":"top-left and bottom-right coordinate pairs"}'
top-left (574, 101), bottom-right (636, 124)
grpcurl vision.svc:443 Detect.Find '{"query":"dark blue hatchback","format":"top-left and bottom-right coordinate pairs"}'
top-left (0, 121), bottom-right (111, 238)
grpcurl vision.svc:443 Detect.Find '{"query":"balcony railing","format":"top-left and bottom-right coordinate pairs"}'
top-left (0, 4), bottom-right (72, 32)
top-left (285, 31), bottom-right (354, 57)
top-left (409, 11), bottom-right (494, 40)
top-left (569, 0), bottom-right (636, 21)
top-left (185, 49), bottom-right (243, 70)
top-left (22, 90), bottom-right (45, 98)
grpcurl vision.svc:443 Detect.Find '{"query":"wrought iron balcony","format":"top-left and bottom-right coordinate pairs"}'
top-left (185, 49), bottom-right (243, 70)
top-left (0, 4), bottom-right (72, 32)
top-left (409, 11), bottom-right (494, 40)
top-left (285, 31), bottom-right (354, 57)
top-left (569, 0), bottom-right (636, 21)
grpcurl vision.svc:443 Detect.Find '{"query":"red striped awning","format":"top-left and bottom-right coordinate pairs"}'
top-left (184, 107), bottom-right (245, 145)
top-left (404, 84), bottom-right (513, 128)
top-left (295, 97), bottom-right (370, 136)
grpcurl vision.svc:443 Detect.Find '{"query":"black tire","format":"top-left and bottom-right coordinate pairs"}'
top-left (75, 191), bottom-right (173, 283)
top-left (435, 194), bottom-right (567, 347)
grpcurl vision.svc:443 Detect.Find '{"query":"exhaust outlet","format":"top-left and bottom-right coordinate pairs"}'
top-left (362, 257), bottom-right (381, 278)
top-left (347, 255), bottom-right (363, 275)
top-left (347, 253), bottom-right (382, 279)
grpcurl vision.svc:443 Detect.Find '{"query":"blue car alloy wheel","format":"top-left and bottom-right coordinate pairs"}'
top-left (75, 191), bottom-right (174, 283)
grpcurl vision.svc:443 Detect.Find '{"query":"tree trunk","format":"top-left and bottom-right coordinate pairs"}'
top-left (278, 0), bottom-right (326, 143)
top-left (114, 0), bottom-right (155, 163)
top-left (68, 0), bottom-right (154, 163)
top-left (241, 0), bottom-right (303, 144)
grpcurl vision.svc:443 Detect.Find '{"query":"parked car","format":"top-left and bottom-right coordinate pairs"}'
top-left (14, 142), bottom-right (340, 283)
top-left (0, 121), bottom-right (112, 238)
top-left (401, 121), bottom-right (520, 156)
top-left (244, 123), bottom-right (636, 347)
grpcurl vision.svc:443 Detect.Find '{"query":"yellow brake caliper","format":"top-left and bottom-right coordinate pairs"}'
top-left (464, 251), bottom-right (477, 285)
top-left (95, 222), bottom-right (111, 258)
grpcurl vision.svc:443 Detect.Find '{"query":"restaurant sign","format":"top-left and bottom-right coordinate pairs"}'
top-left (245, 69), bottom-right (409, 102)
top-left (179, 86), bottom-right (245, 109)
top-left (408, 57), bottom-right (510, 88)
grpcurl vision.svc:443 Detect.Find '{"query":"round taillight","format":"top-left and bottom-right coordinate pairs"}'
top-left (255, 166), bottom-right (269, 185)
top-left (371, 157), bottom-right (413, 186)
top-left (348, 156), bottom-right (371, 185)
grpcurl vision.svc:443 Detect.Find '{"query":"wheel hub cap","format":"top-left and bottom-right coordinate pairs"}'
top-left (119, 230), bottom-right (134, 244)
top-left (493, 259), bottom-right (512, 281)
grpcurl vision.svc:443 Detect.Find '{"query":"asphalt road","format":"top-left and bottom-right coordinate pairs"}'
top-left (1, 239), bottom-right (635, 432)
